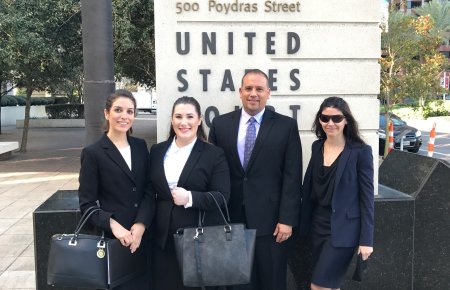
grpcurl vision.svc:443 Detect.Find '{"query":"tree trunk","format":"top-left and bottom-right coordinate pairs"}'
top-left (19, 86), bottom-right (33, 152)
top-left (81, 0), bottom-right (115, 146)
top-left (0, 80), bottom-right (3, 135)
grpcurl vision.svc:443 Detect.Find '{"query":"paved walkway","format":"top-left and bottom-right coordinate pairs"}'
top-left (0, 115), bottom-right (156, 289)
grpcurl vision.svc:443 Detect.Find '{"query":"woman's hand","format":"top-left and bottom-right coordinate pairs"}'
top-left (358, 245), bottom-right (373, 260)
top-left (110, 218), bottom-right (133, 247)
top-left (130, 223), bottom-right (145, 253)
top-left (171, 187), bottom-right (190, 206)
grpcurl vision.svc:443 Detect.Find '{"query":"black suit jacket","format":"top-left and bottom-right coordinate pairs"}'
top-left (149, 138), bottom-right (230, 249)
top-left (209, 108), bottom-right (302, 237)
top-left (300, 139), bottom-right (375, 247)
top-left (78, 134), bottom-right (155, 234)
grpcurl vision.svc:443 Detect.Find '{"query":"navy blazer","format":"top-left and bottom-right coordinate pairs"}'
top-left (78, 134), bottom-right (155, 234)
top-left (149, 138), bottom-right (230, 249)
top-left (209, 108), bottom-right (302, 237)
top-left (300, 139), bottom-right (374, 247)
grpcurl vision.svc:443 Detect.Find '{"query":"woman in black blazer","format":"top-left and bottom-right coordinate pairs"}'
top-left (300, 97), bottom-right (374, 290)
top-left (78, 89), bottom-right (154, 289)
top-left (149, 96), bottom-right (230, 290)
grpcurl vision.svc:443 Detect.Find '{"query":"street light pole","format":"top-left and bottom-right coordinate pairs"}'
top-left (80, 0), bottom-right (115, 146)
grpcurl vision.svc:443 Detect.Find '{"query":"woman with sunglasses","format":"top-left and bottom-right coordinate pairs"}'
top-left (300, 96), bottom-right (374, 290)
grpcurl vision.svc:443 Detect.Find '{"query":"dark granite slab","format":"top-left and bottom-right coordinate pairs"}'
top-left (412, 161), bottom-right (450, 290)
top-left (33, 190), bottom-right (82, 290)
top-left (379, 150), bottom-right (438, 196)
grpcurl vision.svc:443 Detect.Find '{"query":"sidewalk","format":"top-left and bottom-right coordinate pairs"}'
top-left (0, 116), bottom-right (156, 289)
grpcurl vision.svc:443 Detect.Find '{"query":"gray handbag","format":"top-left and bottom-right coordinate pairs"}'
top-left (173, 192), bottom-right (256, 288)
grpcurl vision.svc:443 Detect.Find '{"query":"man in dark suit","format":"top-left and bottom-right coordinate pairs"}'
top-left (209, 69), bottom-right (302, 290)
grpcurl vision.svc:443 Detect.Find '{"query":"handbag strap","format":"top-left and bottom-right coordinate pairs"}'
top-left (197, 192), bottom-right (231, 228)
top-left (194, 192), bottom-right (230, 289)
top-left (74, 206), bottom-right (102, 236)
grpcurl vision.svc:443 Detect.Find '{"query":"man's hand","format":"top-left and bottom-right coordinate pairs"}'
top-left (273, 223), bottom-right (292, 243)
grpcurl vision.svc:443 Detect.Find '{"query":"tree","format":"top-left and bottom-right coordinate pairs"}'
top-left (415, 0), bottom-right (450, 45)
top-left (0, 0), bottom-right (15, 134)
top-left (380, 10), bottom-right (446, 157)
top-left (1, 0), bottom-right (82, 151)
top-left (112, 0), bottom-right (155, 88)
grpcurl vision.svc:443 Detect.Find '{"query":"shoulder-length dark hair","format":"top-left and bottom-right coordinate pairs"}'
top-left (104, 89), bottom-right (136, 136)
top-left (312, 96), bottom-right (365, 144)
top-left (168, 96), bottom-right (207, 142)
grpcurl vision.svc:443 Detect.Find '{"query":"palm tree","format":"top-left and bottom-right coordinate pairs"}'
top-left (415, 0), bottom-right (450, 44)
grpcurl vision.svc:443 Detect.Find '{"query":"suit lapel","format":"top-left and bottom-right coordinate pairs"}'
top-left (334, 141), bottom-right (352, 192)
top-left (177, 139), bottom-right (204, 188)
top-left (246, 109), bottom-right (275, 171)
top-left (101, 135), bottom-right (136, 184)
top-left (155, 139), bottom-right (173, 199)
top-left (129, 137), bottom-right (139, 179)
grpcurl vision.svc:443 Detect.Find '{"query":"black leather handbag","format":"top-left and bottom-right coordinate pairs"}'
top-left (352, 253), bottom-right (368, 282)
top-left (173, 192), bottom-right (256, 288)
top-left (47, 206), bottom-right (146, 289)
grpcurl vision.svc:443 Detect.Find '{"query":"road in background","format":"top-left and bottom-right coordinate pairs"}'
top-left (405, 118), bottom-right (450, 164)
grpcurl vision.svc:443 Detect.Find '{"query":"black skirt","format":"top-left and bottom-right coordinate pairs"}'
top-left (310, 205), bottom-right (356, 289)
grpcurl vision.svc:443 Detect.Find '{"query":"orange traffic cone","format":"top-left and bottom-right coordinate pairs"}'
top-left (427, 122), bottom-right (436, 157)
top-left (388, 120), bottom-right (394, 153)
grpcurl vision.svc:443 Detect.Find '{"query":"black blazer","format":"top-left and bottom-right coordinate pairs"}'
top-left (149, 138), bottom-right (230, 249)
top-left (300, 139), bottom-right (375, 247)
top-left (78, 134), bottom-right (155, 234)
top-left (209, 108), bottom-right (302, 237)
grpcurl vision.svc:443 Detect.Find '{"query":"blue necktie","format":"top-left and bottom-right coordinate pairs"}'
top-left (243, 117), bottom-right (256, 169)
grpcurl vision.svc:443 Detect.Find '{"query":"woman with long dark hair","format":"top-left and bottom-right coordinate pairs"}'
top-left (148, 96), bottom-right (230, 289)
top-left (300, 96), bottom-right (374, 290)
top-left (78, 89), bottom-right (154, 289)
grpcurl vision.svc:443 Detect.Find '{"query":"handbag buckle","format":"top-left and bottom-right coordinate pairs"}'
top-left (194, 228), bottom-right (204, 241)
top-left (97, 239), bottom-right (106, 249)
top-left (224, 225), bottom-right (232, 241)
top-left (68, 237), bottom-right (77, 246)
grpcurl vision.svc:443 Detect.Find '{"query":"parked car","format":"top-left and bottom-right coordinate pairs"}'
top-left (378, 114), bottom-right (422, 155)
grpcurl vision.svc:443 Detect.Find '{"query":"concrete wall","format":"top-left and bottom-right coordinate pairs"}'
top-left (155, 0), bottom-right (381, 181)
top-left (1, 106), bottom-right (47, 126)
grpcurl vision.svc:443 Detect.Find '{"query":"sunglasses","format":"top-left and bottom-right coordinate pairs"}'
top-left (319, 114), bottom-right (345, 123)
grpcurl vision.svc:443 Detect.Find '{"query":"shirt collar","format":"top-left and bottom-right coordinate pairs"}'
top-left (167, 137), bottom-right (197, 155)
top-left (241, 108), bottom-right (265, 125)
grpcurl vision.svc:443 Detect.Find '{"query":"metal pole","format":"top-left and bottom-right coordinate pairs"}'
top-left (80, 0), bottom-right (115, 146)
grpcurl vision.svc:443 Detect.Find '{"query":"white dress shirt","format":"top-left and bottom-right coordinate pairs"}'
top-left (117, 146), bottom-right (132, 170)
top-left (164, 137), bottom-right (197, 207)
top-left (237, 108), bottom-right (265, 167)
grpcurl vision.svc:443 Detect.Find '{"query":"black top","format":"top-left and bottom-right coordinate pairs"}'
top-left (311, 144), bottom-right (341, 206)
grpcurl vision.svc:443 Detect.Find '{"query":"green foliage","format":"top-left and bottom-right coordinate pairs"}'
top-left (381, 100), bottom-right (450, 119)
top-left (0, 95), bottom-right (55, 106)
top-left (45, 104), bottom-right (84, 119)
top-left (422, 100), bottom-right (450, 118)
top-left (113, 0), bottom-right (155, 87)
top-left (54, 96), bottom-right (70, 104)
top-left (0, 95), bottom-right (18, 106)
top-left (415, 0), bottom-right (450, 45)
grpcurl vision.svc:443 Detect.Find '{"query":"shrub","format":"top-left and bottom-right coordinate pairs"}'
top-left (423, 101), bottom-right (450, 118)
top-left (0, 95), bottom-right (56, 106)
top-left (54, 96), bottom-right (70, 104)
top-left (33, 97), bottom-right (55, 106)
top-left (45, 104), bottom-right (84, 119)
top-left (15, 95), bottom-right (27, 105)
top-left (0, 95), bottom-right (18, 106)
